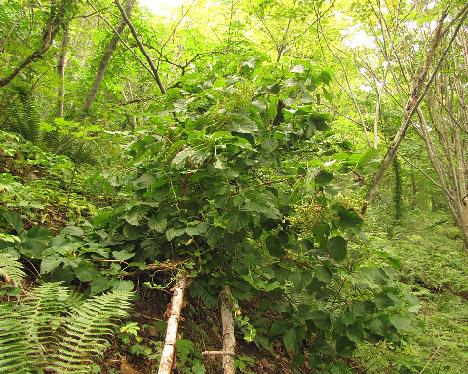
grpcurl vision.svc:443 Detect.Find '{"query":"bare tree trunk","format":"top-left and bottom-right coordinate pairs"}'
top-left (366, 4), bottom-right (468, 202)
top-left (0, 0), bottom-right (73, 87)
top-left (201, 287), bottom-right (236, 372)
top-left (80, 0), bottom-right (136, 115)
top-left (56, 24), bottom-right (69, 117)
top-left (416, 108), bottom-right (468, 250)
top-left (220, 287), bottom-right (236, 374)
top-left (158, 274), bottom-right (188, 374)
top-left (372, 68), bottom-right (387, 149)
top-left (410, 169), bottom-right (417, 210)
top-left (461, 205), bottom-right (468, 250)
top-left (114, 0), bottom-right (166, 94)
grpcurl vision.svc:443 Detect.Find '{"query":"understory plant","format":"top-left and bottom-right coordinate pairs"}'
top-left (0, 253), bottom-right (133, 373)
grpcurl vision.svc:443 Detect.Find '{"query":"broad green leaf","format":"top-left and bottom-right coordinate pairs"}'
top-left (123, 224), bottom-right (140, 240)
top-left (166, 227), bottom-right (187, 241)
top-left (22, 227), bottom-right (51, 258)
top-left (148, 216), bottom-right (168, 233)
top-left (375, 293), bottom-right (395, 310)
top-left (261, 138), bottom-right (278, 152)
top-left (252, 99), bottom-right (267, 112)
top-left (112, 280), bottom-right (135, 292)
top-left (41, 256), bottom-right (62, 274)
top-left (327, 236), bottom-right (347, 261)
top-left (113, 250), bottom-right (135, 261)
top-left (62, 226), bottom-right (84, 237)
top-left (337, 207), bottom-right (363, 229)
top-left (269, 320), bottom-right (289, 337)
top-left (357, 148), bottom-right (379, 169)
top-left (3, 211), bottom-right (23, 233)
top-left (329, 361), bottom-right (352, 374)
top-left (310, 311), bottom-right (331, 330)
top-left (243, 192), bottom-right (281, 219)
top-left (319, 70), bottom-right (332, 84)
top-left (389, 314), bottom-right (411, 330)
top-left (358, 267), bottom-right (390, 285)
top-left (75, 263), bottom-right (98, 282)
top-left (346, 322), bottom-right (364, 343)
top-left (185, 221), bottom-right (208, 236)
top-left (172, 146), bottom-right (209, 169)
top-left (50, 265), bottom-right (75, 284)
top-left (350, 301), bottom-right (374, 316)
top-left (266, 235), bottom-right (285, 257)
top-left (228, 112), bottom-right (258, 134)
top-left (283, 326), bottom-right (305, 352)
top-left (124, 209), bottom-right (141, 226)
top-left (366, 317), bottom-right (386, 336)
top-left (335, 336), bottom-right (356, 357)
top-left (315, 170), bottom-right (333, 186)
top-left (226, 210), bottom-right (249, 233)
top-left (133, 173), bottom-right (155, 189)
top-left (315, 265), bottom-right (332, 283)
top-left (91, 276), bottom-right (110, 294)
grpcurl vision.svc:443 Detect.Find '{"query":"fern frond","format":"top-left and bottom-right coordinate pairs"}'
top-left (48, 289), bottom-right (133, 373)
top-left (18, 88), bottom-right (39, 142)
top-left (21, 282), bottom-right (71, 361)
top-left (0, 252), bottom-right (26, 286)
top-left (0, 302), bottom-right (35, 373)
top-left (2, 85), bottom-right (40, 142)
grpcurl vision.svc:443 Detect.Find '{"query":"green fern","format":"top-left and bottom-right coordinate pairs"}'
top-left (22, 282), bottom-right (72, 365)
top-left (0, 302), bottom-right (36, 373)
top-left (0, 282), bottom-right (132, 373)
top-left (2, 86), bottom-right (40, 142)
top-left (0, 252), bottom-right (26, 286)
top-left (48, 290), bottom-right (133, 373)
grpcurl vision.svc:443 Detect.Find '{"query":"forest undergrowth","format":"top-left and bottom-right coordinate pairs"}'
top-left (1, 0), bottom-right (467, 373)
top-left (355, 210), bottom-right (467, 373)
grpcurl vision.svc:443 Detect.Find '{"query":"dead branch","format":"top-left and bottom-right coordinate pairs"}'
top-left (202, 351), bottom-right (236, 356)
top-left (157, 273), bottom-right (188, 374)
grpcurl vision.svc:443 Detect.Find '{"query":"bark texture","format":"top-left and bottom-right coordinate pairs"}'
top-left (412, 26), bottom-right (468, 249)
top-left (81, 0), bottom-right (136, 114)
top-left (220, 287), bottom-right (236, 374)
top-left (158, 274), bottom-right (187, 374)
top-left (56, 24), bottom-right (69, 117)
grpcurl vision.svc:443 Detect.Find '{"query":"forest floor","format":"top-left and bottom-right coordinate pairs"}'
top-left (104, 209), bottom-right (467, 374)
top-left (2, 132), bottom-right (466, 373)
top-left (354, 210), bottom-right (468, 373)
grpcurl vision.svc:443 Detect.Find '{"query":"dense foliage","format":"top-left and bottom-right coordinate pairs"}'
top-left (1, 0), bottom-right (466, 373)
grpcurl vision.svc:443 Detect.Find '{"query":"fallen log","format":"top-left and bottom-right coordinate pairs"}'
top-left (157, 273), bottom-right (188, 374)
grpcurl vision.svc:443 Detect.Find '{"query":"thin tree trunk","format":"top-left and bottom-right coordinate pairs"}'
top-left (366, 5), bottom-right (468, 202)
top-left (0, 0), bottom-right (73, 87)
top-left (411, 169), bottom-right (417, 210)
top-left (80, 0), bottom-right (136, 115)
top-left (114, 0), bottom-right (166, 94)
top-left (417, 108), bottom-right (468, 250)
top-left (372, 68), bottom-right (387, 149)
top-left (56, 24), bottom-right (69, 117)
top-left (220, 287), bottom-right (236, 374)
top-left (158, 274), bottom-right (188, 374)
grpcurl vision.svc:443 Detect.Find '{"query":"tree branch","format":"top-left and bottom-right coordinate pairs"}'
top-left (0, 0), bottom-right (73, 87)
top-left (114, 0), bottom-right (166, 94)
